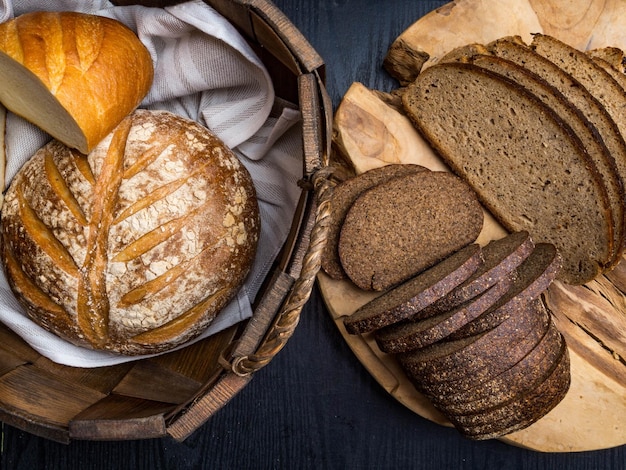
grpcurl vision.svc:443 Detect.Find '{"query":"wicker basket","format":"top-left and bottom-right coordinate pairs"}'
top-left (0, 0), bottom-right (332, 443)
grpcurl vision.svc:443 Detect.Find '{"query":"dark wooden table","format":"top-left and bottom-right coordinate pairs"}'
top-left (2, 1), bottom-right (626, 468)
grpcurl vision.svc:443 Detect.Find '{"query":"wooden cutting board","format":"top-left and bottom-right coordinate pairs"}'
top-left (318, 0), bottom-right (626, 453)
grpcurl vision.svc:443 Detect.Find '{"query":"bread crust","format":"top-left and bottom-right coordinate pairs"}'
top-left (0, 11), bottom-right (153, 153)
top-left (1, 109), bottom-right (260, 355)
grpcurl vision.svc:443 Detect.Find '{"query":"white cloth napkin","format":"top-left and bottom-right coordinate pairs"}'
top-left (0, 0), bottom-right (303, 367)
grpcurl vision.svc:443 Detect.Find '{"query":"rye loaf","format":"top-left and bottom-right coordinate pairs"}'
top-left (398, 297), bottom-right (550, 390)
top-left (343, 244), bottom-right (483, 334)
top-left (321, 164), bottom-right (429, 279)
top-left (403, 60), bottom-right (613, 285)
top-left (440, 318), bottom-right (566, 415)
top-left (338, 171), bottom-right (483, 291)
top-left (374, 276), bottom-right (513, 354)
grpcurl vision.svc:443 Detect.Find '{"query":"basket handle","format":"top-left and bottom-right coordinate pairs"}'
top-left (230, 165), bottom-right (334, 376)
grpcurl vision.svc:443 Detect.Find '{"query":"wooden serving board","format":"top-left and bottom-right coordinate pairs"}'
top-left (318, 0), bottom-right (626, 453)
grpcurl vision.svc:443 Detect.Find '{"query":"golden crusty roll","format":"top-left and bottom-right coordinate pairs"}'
top-left (1, 109), bottom-right (260, 355)
top-left (0, 11), bottom-right (153, 154)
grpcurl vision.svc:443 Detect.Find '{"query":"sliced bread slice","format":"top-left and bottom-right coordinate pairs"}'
top-left (403, 60), bottom-right (613, 284)
top-left (448, 242), bottom-right (561, 339)
top-left (321, 164), bottom-right (429, 279)
top-left (588, 46), bottom-right (626, 74)
top-left (449, 343), bottom-right (570, 440)
top-left (374, 275), bottom-right (513, 354)
top-left (397, 297), bottom-right (550, 389)
top-left (415, 231), bottom-right (534, 319)
top-left (441, 317), bottom-right (566, 415)
top-left (464, 54), bottom-right (624, 260)
top-left (338, 170), bottom-right (483, 291)
top-left (343, 243), bottom-right (483, 334)
top-left (487, 39), bottom-right (626, 243)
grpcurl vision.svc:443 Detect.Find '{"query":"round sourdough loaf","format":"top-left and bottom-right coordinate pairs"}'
top-left (0, 11), bottom-right (154, 154)
top-left (1, 109), bottom-right (260, 355)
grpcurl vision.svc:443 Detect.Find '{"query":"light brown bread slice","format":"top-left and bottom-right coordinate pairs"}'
top-left (464, 54), bottom-right (624, 259)
top-left (588, 46), bottom-right (626, 74)
top-left (531, 33), bottom-right (626, 143)
top-left (374, 275), bottom-right (513, 354)
top-left (403, 60), bottom-right (613, 285)
top-left (321, 164), bottom-right (429, 279)
top-left (487, 37), bottom-right (626, 267)
top-left (343, 244), bottom-right (483, 334)
top-left (338, 171), bottom-right (483, 291)
top-left (415, 231), bottom-right (534, 319)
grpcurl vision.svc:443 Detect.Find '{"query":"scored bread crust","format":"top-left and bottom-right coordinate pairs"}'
top-left (1, 109), bottom-right (260, 355)
top-left (403, 61), bottom-right (614, 285)
top-left (0, 11), bottom-right (154, 154)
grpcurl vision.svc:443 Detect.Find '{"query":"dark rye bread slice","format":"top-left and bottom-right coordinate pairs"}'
top-left (343, 244), bottom-right (482, 334)
top-left (448, 242), bottom-right (561, 339)
top-left (403, 60), bottom-right (613, 285)
top-left (440, 320), bottom-right (566, 415)
top-left (488, 37), bottom-right (626, 260)
top-left (463, 54), bottom-right (624, 260)
top-left (376, 230), bottom-right (558, 357)
top-left (374, 276), bottom-right (513, 354)
top-left (415, 231), bottom-right (534, 319)
top-left (397, 297), bottom-right (550, 388)
top-left (338, 171), bottom-right (483, 291)
top-left (449, 345), bottom-right (570, 440)
top-left (321, 164), bottom-right (429, 279)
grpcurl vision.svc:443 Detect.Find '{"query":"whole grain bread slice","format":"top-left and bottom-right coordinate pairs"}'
top-left (338, 170), bottom-right (483, 291)
top-left (440, 318), bottom-right (566, 415)
top-left (416, 231), bottom-right (534, 319)
top-left (487, 39), bottom-right (626, 253)
top-left (321, 164), bottom-right (429, 279)
top-left (343, 243), bottom-right (483, 334)
top-left (403, 60), bottom-right (613, 284)
top-left (397, 297), bottom-right (550, 388)
top-left (449, 343), bottom-right (570, 440)
top-left (463, 54), bottom-right (624, 260)
top-left (588, 46), bottom-right (626, 74)
top-left (449, 242), bottom-right (561, 339)
top-left (374, 275), bottom-right (513, 354)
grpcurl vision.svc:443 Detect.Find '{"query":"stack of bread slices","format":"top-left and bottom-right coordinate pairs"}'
top-left (322, 32), bottom-right (626, 439)
top-left (322, 161), bottom-right (569, 438)
top-left (403, 33), bottom-right (626, 286)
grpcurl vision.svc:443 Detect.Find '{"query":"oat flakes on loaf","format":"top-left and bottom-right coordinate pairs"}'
top-left (1, 109), bottom-right (260, 355)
